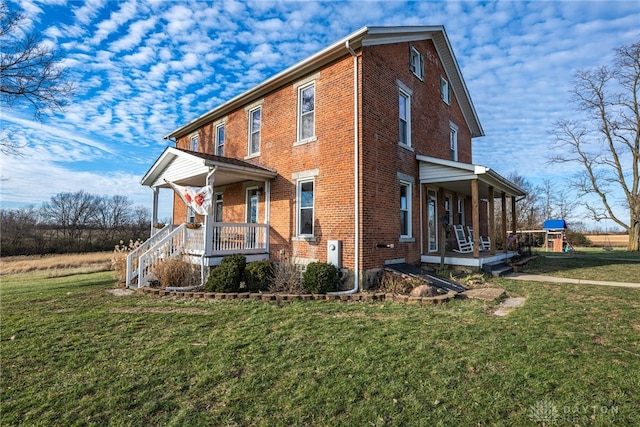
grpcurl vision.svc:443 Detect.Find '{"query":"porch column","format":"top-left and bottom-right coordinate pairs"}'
top-left (265, 179), bottom-right (270, 255)
top-left (501, 192), bottom-right (508, 254)
top-left (511, 196), bottom-right (517, 250)
top-left (151, 187), bottom-right (159, 236)
top-left (488, 186), bottom-right (496, 255)
top-left (471, 179), bottom-right (480, 258)
top-left (203, 170), bottom-right (215, 257)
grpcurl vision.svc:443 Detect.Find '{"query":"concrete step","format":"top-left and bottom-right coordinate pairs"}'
top-left (491, 266), bottom-right (513, 277)
top-left (482, 261), bottom-right (513, 277)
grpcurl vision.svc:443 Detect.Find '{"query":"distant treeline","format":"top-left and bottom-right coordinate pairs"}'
top-left (1, 191), bottom-right (151, 256)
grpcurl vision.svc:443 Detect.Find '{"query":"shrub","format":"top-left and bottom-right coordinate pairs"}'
top-left (566, 230), bottom-right (592, 247)
top-left (110, 239), bottom-right (142, 286)
top-left (152, 258), bottom-right (200, 288)
top-left (269, 262), bottom-right (305, 294)
top-left (206, 254), bottom-right (246, 293)
top-left (302, 262), bottom-right (339, 294)
top-left (245, 260), bottom-right (274, 292)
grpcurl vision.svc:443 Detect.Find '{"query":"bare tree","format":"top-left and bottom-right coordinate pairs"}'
top-left (94, 195), bottom-right (133, 241)
top-left (549, 41), bottom-right (640, 251)
top-left (41, 191), bottom-right (99, 242)
top-left (0, 1), bottom-right (76, 154)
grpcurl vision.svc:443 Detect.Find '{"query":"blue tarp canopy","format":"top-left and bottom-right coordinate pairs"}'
top-left (543, 219), bottom-right (567, 230)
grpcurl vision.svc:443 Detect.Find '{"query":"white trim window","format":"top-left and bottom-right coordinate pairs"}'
top-left (400, 181), bottom-right (412, 238)
top-left (399, 88), bottom-right (411, 147)
top-left (215, 123), bottom-right (225, 156)
top-left (297, 82), bottom-right (315, 142)
top-left (457, 197), bottom-right (465, 226)
top-left (450, 122), bottom-right (458, 161)
top-left (187, 206), bottom-right (195, 224)
top-left (409, 46), bottom-right (424, 80)
top-left (445, 194), bottom-right (453, 226)
top-left (214, 193), bottom-right (223, 222)
top-left (440, 76), bottom-right (451, 105)
top-left (297, 179), bottom-right (314, 236)
top-left (248, 106), bottom-right (261, 156)
top-left (189, 133), bottom-right (199, 151)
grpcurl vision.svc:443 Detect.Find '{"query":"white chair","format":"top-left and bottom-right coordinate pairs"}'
top-left (453, 225), bottom-right (473, 253)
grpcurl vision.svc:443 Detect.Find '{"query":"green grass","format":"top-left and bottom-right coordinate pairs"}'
top-left (522, 249), bottom-right (640, 283)
top-left (1, 271), bottom-right (639, 426)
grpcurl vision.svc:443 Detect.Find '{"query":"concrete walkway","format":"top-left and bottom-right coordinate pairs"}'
top-left (507, 273), bottom-right (640, 288)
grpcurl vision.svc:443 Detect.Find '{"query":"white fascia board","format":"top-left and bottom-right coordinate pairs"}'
top-left (416, 154), bottom-right (477, 172)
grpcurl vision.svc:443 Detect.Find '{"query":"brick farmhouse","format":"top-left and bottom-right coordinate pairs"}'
top-left (128, 26), bottom-right (525, 290)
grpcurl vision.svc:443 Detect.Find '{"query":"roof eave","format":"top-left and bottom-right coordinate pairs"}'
top-left (164, 27), bottom-right (370, 140)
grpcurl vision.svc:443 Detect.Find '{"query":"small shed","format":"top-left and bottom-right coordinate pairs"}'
top-left (543, 219), bottom-right (567, 252)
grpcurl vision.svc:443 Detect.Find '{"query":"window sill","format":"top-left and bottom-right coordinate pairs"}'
top-left (293, 236), bottom-right (317, 243)
top-left (294, 136), bottom-right (317, 147)
top-left (244, 152), bottom-right (261, 160)
top-left (399, 143), bottom-right (414, 152)
top-left (399, 237), bottom-right (415, 243)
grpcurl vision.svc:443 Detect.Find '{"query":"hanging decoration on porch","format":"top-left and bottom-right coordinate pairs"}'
top-left (165, 180), bottom-right (213, 216)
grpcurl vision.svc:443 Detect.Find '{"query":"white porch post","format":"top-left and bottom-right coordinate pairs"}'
top-left (203, 169), bottom-right (216, 257)
top-left (501, 192), bottom-right (508, 254)
top-left (151, 187), bottom-right (159, 236)
top-left (265, 179), bottom-right (270, 255)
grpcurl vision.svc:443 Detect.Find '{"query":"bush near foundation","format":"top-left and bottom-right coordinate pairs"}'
top-left (302, 262), bottom-right (339, 294)
top-left (245, 260), bottom-right (274, 292)
top-left (153, 258), bottom-right (200, 288)
top-left (206, 254), bottom-right (246, 293)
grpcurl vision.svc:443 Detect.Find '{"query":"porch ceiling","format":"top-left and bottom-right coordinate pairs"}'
top-left (141, 147), bottom-right (278, 188)
top-left (417, 154), bottom-right (526, 199)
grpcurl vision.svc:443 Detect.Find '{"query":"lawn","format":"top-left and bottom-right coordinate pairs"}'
top-left (1, 265), bottom-right (639, 426)
top-left (521, 248), bottom-right (640, 283)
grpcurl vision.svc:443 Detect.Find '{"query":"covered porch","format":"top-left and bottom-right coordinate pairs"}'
top-left (418, 155), bottom-right (526, 269)
top-left (127, 147), bottom-right (278, 288)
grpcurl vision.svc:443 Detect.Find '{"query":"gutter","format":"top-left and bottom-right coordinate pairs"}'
top-left (330, 40), bottom-right (360, 295)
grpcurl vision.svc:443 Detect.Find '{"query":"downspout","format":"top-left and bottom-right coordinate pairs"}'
top-left (201, 167), bottom-right (217, 286)
top-left (330, 40), bottom-right (360, 295)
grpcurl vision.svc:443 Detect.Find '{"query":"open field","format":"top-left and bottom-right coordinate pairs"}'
top-left (584, 234), bottom-right (629, 248)
top-left (1, 258), bottom-right (639, 426)
top-left (0, 252), bottom-right (112, 276)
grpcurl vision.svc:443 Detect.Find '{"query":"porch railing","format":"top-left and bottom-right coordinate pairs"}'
top-left (128, 222), bottom-right (268, 289)
top-left (210, 223), bottom-right (268, 255)
top-left (137, 224), bottom-right (188, 288)
top-left (125, 224), bottom-right (175, 286)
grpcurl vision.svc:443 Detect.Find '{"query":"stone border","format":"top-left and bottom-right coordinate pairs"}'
top-left (138, 288), bottom-right (457, 305)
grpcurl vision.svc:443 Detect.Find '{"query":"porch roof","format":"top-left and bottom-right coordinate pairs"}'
top-left (141, 147), bottom-right (278, 188)
top-left (417, 155), bottom-right (526, 199)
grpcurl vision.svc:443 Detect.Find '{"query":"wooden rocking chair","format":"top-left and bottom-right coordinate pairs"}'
top-left (453, 225), bottom-right (473, 253)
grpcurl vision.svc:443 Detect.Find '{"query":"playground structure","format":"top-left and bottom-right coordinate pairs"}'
top-left (542, 219), bottom-right (569, 252)
top-left (517, 219), bottom-right (570, 253)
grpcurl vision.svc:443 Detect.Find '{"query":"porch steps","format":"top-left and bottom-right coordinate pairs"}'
top-left (482, 261), bottom-right (513, 277)
top-left (387, 264), bottom-right (468, 293)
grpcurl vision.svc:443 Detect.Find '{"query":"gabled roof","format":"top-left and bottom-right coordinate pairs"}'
top-left (141, 147), bottom-right (277, 188)
top-left (417, 154), bottom-right (526, 199)
top-left (165, 25), bottom-right (483, 140)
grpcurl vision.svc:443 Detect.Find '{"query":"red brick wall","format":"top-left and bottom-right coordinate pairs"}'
top-left (358, 40), bottom-right (475, 270)
top-left (170, 39), bottom-right (477, 274)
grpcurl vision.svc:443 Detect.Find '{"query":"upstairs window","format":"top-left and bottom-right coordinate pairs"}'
top-left (399, 88), bottom-right (411, 147)
top-left (440, 76), bottom-right (451, 105)
top-left (297, 82), bottom-right (315, 142)
top-left (450, 122), bottom-right (458, 161)
top-left (190, 133), bottom-right (199, 151)
top-left (409, 46), bottom-right (424, 80)
top-left (215, 124), bottom-right (225, 156)
top-left (248, 107), bottom-right (261, 156)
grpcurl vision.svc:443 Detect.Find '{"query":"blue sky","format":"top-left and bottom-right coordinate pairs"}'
top-left (1, 0), bottom-right (638, 228)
